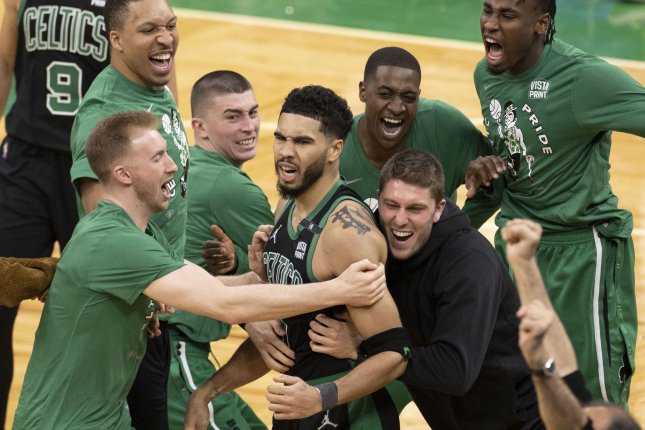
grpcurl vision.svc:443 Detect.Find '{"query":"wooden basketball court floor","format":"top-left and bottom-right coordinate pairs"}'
top-left (5, 7), bottom-right (645, 428)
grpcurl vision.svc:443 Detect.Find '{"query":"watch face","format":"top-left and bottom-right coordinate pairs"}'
top-left (531, 357), bottom-right (556, 377)
top-left (544, 358), bottom-right (556, 377)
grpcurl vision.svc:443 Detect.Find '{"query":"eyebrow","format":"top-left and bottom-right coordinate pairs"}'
top-left (222, 104), bottom-right (259, 115)
top-left (273, 130), bottom-right (314, 142)
top-left (138, 16), bottom-right (177, 27)
top-left (151, 149), bottom-right (166, 159)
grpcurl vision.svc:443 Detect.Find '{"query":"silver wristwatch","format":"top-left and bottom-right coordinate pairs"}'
top-left (530, 357), bottom-right (556, 377)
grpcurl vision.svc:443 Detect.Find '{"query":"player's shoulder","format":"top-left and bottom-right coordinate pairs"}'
top-left (416, 97), bottom-right (463, 119)
top-left (326, 199), bottom-right (385, 248)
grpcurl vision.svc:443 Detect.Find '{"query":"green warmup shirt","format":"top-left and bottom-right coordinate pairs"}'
top-left (12, 202), bottom-right (185, 430)
top-left (70, 65), bottom-right (190, 256)
top-left (339, 98), bottom-right (492, 208)
top-left (474, 39), bottom-right (645, 234)
top-left (170, 146), bottom-right (273, 342)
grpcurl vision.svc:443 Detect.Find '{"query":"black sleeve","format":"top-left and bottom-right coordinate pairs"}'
top-left (398, 237), bottom-right (504, 395)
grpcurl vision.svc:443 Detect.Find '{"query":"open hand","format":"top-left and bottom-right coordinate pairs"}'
top-left (201, 224), bottom-right (237, 275)
top-left (267, 374), bottom-right (322, 420)
top-left (309, 312), bottom-right (361, 360)
top-left (248, 225), bottom-right (273, 282)
top-left (246, 320), bottom-right (295, 372)
top-left (336, 260), bottom-right (386, 307)
top-left (465, 155), bottom-right (506, 198)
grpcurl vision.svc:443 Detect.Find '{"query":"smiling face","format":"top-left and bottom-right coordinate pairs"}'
top-left (378, 179), bottom-right (445, 260)
top-left (194, 90), bottom-right (260, 168)
top-left (273, 113), bottom-right (331, 200)
top-left (359, 65), bottom-right (421, 154)
top-left (110, 0), bottom-right (178, 89)
top-left (126, 128), bottom-right (178, 213)
top-left (480, 0), bottom-right (550, 75)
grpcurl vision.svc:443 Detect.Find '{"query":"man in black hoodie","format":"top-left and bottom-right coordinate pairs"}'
top-left (377, 150), bottom-right (540, 429)
top-left (269, 149), bottom-right (542, 429)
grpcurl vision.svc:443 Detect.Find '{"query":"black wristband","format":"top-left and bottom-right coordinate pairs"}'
top-left (314, 381), bottom-right (338, 411)
top-left (563, 370), bottom-right (593, 403)
top-left (357, 326), bottom-right (412, 363)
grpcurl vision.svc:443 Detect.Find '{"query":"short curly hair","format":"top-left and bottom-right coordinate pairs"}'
top-left (280, 85), bottom-right (353, 141)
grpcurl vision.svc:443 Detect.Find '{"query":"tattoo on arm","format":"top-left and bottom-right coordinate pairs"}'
top-left (331, 206), bottom-right (371, 235)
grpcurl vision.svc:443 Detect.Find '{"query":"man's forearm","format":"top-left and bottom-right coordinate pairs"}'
top-left (217, 270), bottom-right (261, 287)
top-left (334, 351), bottom-right (406, 405)
top-left (532, 375), bottom-right (588, 430)
top-left (196, 338), bottom-right (268, 400)
top-left (508, 256), bottom-right (552, 307)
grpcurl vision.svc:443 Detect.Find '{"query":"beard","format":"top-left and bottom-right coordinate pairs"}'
top-left (276, 153), bottom-right (326, 200)
top-left (133, 175), bottom-right (167, 214)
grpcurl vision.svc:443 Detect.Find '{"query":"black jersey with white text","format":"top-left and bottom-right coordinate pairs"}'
top-left (263, 181), bottom-right (369, 380)
top-left (5, 0), bottom-right (109, 153)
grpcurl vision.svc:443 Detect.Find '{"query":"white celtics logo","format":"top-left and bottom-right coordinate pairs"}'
top-left (489, 99), bottom-right (502, 120)
top-left (162, 113), bottom-right (172, 134)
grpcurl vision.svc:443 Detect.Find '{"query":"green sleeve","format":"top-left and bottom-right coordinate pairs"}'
top-left (572, 61), bottom-right (645, 136)
top-left (432, 101), bottom-right (494, 195)
top-left (212, 176), bottom-right (273, 274)
top-left (70, 107), bottom-right (107, 191)
top-left (89, 227), bottom-right (184, 305)
top-left (462, 177), bottom-right (505, 229)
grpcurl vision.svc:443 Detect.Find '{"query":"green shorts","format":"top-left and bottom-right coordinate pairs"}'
top-left (496, 225), bottom-right (636, 406)
top-left (166, 327), bottom-right (267, 430)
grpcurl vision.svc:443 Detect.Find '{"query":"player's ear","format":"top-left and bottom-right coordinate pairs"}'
top-left (109, 30), bottom-right (123, 52)
top-left (433, 198), bottom-right (446, 223)
top-left (359, 81), bottom-right (367, 102)
top-left (535, 12), bottom-right (550, 36)
top-left (191, 118), bottom-right (207, 139)
top-left (113, 164), bottom-right (132, 185)
top-left (328, 138), bottom-right (343, 162)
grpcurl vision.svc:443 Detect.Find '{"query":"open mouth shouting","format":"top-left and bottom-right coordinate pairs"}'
top-left (277, 160), bottom-right (298, 183)
top-left (484, 37), bottom-right (504, 69)
top-left (161, 178), bottom-right (174, 199)
top-left (391, 229), bottom-right (413, 243)
top-left (381, 117), bottom-right (404, 138)
top-left (150, 51), bottom-right (173, 74)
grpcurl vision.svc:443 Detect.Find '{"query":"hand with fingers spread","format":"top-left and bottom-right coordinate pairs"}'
top-left (247, 224), bottom-right (273, 282)
top-left (267, 374), bottom-right (322, 420)
top-left (335, 260), bottom-right (386, 307)
top-left (309, 312), bottom-right (361, 360)
top-left (246, 320), bottom-right (295, 372)
top-left (465, 155), bottom-right (507, 198)
top-left (201, 224), bottom-right (237, 275)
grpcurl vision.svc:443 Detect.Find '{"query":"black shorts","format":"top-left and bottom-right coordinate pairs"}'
top-left (0, 136), bottom-right (78, 257)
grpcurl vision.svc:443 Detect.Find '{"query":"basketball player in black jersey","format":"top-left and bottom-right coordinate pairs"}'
top-left (185, 86), bottom-right (411, 430)
top-left (0, 1), bottom-right (109, 425)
